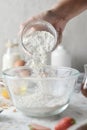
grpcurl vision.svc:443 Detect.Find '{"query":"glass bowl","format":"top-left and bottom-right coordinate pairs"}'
top-left (2, 65), bottom-right (79, 117)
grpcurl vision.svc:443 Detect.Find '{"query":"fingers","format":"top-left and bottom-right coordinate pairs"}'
top-left (19, 9), bottom-right (65, 51)
top-left (19, 17), bottom-right (37, 35)
top-left (51, 28), bottom-right (62, 51)
top-left (57, 28), bottom-right (62, 44)
top-left (19, 10), bottom-right (56, 35)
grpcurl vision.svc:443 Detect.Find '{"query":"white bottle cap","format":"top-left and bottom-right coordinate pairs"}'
top-left (6, 40), bottom-right (18, 48)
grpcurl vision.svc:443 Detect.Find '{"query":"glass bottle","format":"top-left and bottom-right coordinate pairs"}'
top-left (51, 45), bottom-right (71, 67)
top-left (2, 40), bottom-right (21, 71)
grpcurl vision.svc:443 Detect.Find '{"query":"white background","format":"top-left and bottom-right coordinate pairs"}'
top-left (0, 0), bottom-right (87, 72)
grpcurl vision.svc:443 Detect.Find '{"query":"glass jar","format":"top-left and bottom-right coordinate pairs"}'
top-left (2, 40), bottom-right (21, 71)
top-left (20, 20), bottom-right (58, 66)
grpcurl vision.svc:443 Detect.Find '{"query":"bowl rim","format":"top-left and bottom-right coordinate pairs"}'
top-left (2, 65), bottom-right (80, 80)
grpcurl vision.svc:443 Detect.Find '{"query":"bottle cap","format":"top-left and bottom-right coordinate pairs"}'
top-left (6, 40), bottom-right (18, 48)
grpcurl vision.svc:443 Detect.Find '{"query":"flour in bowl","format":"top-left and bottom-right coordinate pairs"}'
top-left (16, 30), bottom-right (63, 115)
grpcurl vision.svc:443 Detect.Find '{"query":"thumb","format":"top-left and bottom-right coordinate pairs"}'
top-left (57, 28), bottom-right (62, 44)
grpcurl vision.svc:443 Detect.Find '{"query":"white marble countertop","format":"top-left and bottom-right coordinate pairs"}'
top-left (0, 92), bottom-right (87, 130)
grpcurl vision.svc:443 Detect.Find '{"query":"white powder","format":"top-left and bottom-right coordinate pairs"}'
top-left (14, 72), bottom-right (68, 114)
top-left (16, 30), bottom-right (67, 114)
top-left (23, 31), bottom-right (55, 69)
top-left (15, 92), bottom-right (67, 113)
top-left (23, 31), bottom-right (55, 52)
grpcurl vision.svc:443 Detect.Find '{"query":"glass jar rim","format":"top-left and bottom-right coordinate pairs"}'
top-left (3, 65), bottom-right (80, 80)
top-left (20, 20), bottom-right (58, 56)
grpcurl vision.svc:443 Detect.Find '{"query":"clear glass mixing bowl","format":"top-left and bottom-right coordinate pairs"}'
top-left (2, 65), bottom-right (79, 117)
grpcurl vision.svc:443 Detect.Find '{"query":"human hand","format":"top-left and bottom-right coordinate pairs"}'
top-left (19, 9), bottom-right (68, 43)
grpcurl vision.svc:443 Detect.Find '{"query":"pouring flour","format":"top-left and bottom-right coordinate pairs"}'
top-left (21, 20), bottom-right (58, 69)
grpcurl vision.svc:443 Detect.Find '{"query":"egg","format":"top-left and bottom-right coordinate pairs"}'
top-left (14, 60), bottom-right (26, 67)
top-left (1, 88), bottom-right (10, 99)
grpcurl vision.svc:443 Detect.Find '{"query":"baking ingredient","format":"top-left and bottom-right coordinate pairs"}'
top-left (13, 66), bottom-right (68, 114)
top-left (15, 93), bottom-right (67, 113)
top-left (23, 31), bottom-right (55, 68)
top-left (23, 31), bottom-right (55, 53)
top-left (54, 117), bottom-right (75, 130)
top-left (14, 60), bottom-right (26, 67)
top-left (29, 123), bottom-right (51, 130)
top-left (1, 88), bottom-right (10, 99)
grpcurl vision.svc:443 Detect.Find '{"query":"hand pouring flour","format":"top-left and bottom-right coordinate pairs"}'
top-left (2, 21), bottom-right (78, 117)
top-left (23, 30), bottom-right (55, 68)
top-left (18, 20), bottom-right (69, 116)
top-left (21, 20), bottom-right (58, 68)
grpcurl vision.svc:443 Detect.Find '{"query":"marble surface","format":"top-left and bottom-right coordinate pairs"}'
top-left (0, 92), bottom-right (87, 130)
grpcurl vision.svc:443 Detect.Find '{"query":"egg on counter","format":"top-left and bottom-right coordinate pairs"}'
top-left (14, 60), bottom-right (26, 67)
